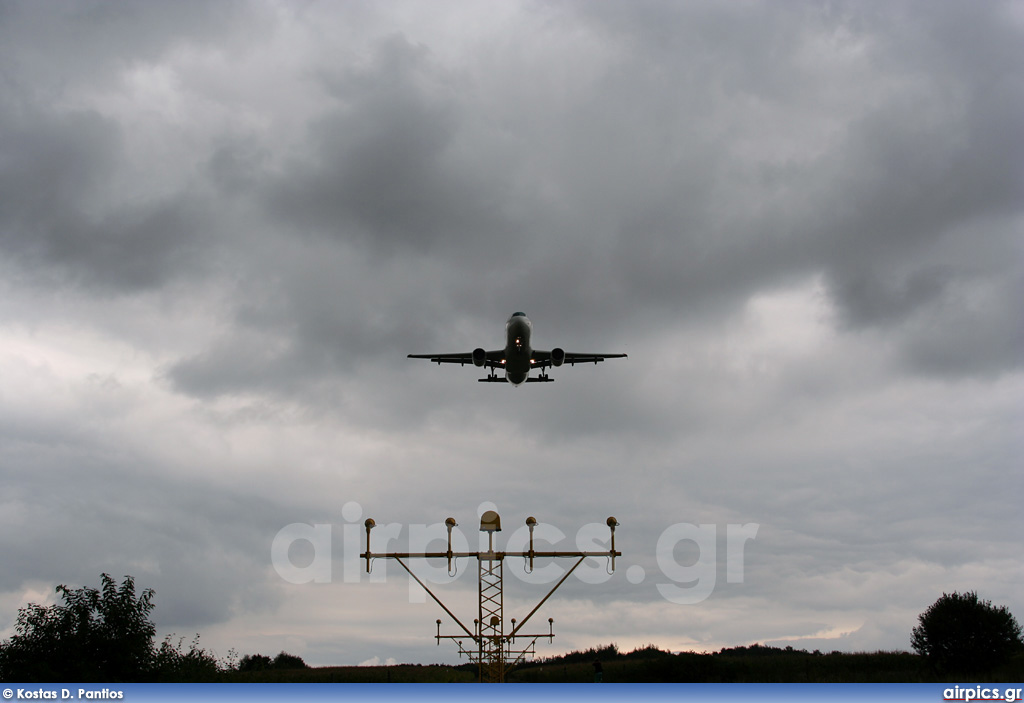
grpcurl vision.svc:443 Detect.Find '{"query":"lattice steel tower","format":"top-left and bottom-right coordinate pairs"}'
top-left (361, 510), bottom-right (621, 683)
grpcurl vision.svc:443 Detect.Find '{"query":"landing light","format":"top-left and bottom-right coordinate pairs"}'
top-left (480, 510), bottom-right (501, 533)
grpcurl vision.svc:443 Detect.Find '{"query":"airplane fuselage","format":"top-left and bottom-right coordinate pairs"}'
top-left (503, 312), bottom-right (533, 386)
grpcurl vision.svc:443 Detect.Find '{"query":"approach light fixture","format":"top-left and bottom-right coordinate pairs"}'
top-left (480, 510), bottom-right (501, 533)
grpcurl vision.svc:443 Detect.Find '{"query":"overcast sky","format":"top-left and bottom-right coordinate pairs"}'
top-left (1, 0), bottom-right (1021, 667)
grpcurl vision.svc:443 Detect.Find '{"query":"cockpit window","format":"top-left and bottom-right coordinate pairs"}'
top-left (511, 311), bottom-right (526, 317)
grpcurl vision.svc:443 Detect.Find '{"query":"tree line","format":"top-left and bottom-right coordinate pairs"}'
top-left (527, 591), bottom-right (1021, 676)
top-left (0, 574), bottom-right (1019, 681)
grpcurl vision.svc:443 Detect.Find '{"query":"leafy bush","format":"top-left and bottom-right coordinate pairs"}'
top-left (0, 574), bottom-right (155, 682)
top-left (235, 651), bottom-right (307, 672)
top-left (238, 653), bottom-right (273, 671)
top-left (0, 573), bottom-right (234, 682)
top-left (272, 651), bottom-right (308, 669)
top-left (152, 634), bottom-right (225, 681)
top-left (911, 591), bottom-right (1023, 672)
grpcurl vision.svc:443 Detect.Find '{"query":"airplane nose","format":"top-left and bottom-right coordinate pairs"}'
top-left (507, 371), bottom-right (527, 386)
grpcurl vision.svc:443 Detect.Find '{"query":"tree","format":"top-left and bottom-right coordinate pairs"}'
top-left (0, 574), bottom-right (235, 682)
top-left (238, 653), bottom-right (273, 671)
top-left (911, 591), bottom-right (1023, 672)
top-left (152, 634), bottom-right (224, 682)
top-left (236, 651), bottom-right (307, 671)
top-left (0, 574), bottom-right (156, 681)
top-left (272, 651), bottom-right (307, 669)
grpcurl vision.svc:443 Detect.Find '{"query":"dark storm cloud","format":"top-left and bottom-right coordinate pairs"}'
top-left (165, 32), bottom-right (542, 402)
top-left (164, 0), bottom-right (1023, 412)
top-left (0, 106), bottom-right (118, 243)
top-left (561, 0), bottom-right (1024, 377)
top-left (0, 101), bottom-right (209, 290)
top-left (806, 2), bottom-right (1024, 376)
top-left (0, 2), bottom-right (236, 292)
top-left (262, 34), bottom-right (520, 257)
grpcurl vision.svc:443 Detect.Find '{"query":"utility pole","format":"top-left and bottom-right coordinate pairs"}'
top-left (361, 510), bottom-right (621, 682)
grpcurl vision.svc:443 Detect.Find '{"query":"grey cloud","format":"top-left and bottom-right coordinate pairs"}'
top-left (163, 240), bottom-right (449, 405)
top-left (188, 0), bottom-right (1020, 408)
top-left (263, 34), bottom-right (520, 258)
top-left (557, 0), bottom-right (1024, 380)
top-left (0, 106), bottom-right (118, 241)
top-left (898, 271), bottom-right (1024, 377)
top-left (0, 95), bottom-right (210, 292)
top-left (0, 1), bottom-right (248, 92)
top-left (0, 449), bottom-right (292, 630)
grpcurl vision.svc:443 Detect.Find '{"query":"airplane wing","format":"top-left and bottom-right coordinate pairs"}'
top-left (407, 350), bottom-right (505, 370)
top-left (531, 350), bottom-right (628, 370)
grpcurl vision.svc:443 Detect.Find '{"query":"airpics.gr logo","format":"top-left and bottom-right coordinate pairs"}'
top-left (944, 686), bottom-right (1024, 702)
top-left (270, 502), bottom-right (758, 605)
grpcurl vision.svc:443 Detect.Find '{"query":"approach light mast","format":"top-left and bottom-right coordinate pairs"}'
top-left (361, 510), bottom-right (621, 683)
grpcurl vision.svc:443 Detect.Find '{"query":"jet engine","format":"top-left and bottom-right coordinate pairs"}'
top-left (472, 347), bottom-right (487, 367)
top-left (551, 347), bottom-right (566, 367)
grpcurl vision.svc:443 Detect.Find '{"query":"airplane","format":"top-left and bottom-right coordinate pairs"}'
top-left (408, 312), bottom-right (627, 385)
